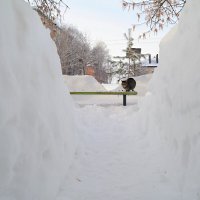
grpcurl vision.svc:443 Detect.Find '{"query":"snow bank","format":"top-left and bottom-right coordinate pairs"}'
top-left (137, 0), bottom-right (200, 198)
top-left (63, 75), bottom-right (106, 92)
top-left (0, 1), bottom-right (76, 199)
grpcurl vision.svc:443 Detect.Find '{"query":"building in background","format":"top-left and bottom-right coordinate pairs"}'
top-left (140, 54), bottom-right (159, 74)
top-left (85, 66), bottom-right (95, 76)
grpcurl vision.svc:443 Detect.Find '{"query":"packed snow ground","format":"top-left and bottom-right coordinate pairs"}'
top-left (56, 104), bottom-right (164, 200)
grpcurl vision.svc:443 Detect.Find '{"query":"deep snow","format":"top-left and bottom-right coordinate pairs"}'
top-left (0, 0), bottom-right (200, 200)
top-left (63, 75), bottom-right (106, 92)
top-left (0, 0), bottom-right (76, 199)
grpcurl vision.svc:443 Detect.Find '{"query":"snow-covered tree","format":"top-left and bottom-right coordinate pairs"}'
top-left (111, 29), bottom-right (143, 79)
top-left (122, 0), bottom-right (186, 37)
top-left (123, 29), bottom-right (143, 76)
top-left (55, 26), bottom-right (91, 75)
top-left (91, 42), bottom-right (111, 83)
top-left (107, 59), bottom-right (128, 81)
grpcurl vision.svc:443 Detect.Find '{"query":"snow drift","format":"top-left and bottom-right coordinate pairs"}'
top-left (63, 75), bottom-right (106, 92)
top-left (137, 0), bottom-right (200, 198)
top-left (0, 0), bottom-right (76, 199)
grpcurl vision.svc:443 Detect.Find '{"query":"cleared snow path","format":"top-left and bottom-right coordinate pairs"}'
top-left (56, 105), bottom-right (168, 200)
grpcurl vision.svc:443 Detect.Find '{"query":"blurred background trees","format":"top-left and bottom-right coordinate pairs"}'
top-left (54, 27), bottom-right (110, 83)
top-left (55, 26), bottom-right (91, 75)
top-left (26, 0), bottom-right (111, 83)
top-left (90, 42), bottom-right (111, 83)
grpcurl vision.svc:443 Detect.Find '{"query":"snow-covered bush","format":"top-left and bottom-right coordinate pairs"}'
top-left (0, 0), bottom-right (76, 199)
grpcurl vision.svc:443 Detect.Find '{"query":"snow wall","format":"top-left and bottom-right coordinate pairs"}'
top-left (0, 0), bottom-right (76, 199)
top-left (138, 0), bottom-right (200, 198)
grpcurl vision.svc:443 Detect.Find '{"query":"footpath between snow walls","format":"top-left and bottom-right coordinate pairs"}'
top-left (137, 0), bottom-right (200, 198)
top-left (0, 0), bottom-right (77, 199)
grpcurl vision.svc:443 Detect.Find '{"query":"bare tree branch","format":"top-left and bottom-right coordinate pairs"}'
top-left (26, 0), bottom-right (69, 22)
top-left (122, 0), bottom-right (186, 37)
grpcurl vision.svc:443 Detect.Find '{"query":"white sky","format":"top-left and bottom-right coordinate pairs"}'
top-left (62, 0), bottom-right (173, 57)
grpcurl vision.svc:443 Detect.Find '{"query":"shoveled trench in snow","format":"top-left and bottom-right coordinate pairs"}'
top-left (57, 75), bottom-right (159, 200)
top-left (58, 0), bottom-right (200, 199)
top-left (56, 105), bottom-right (167, 200)
top-left (1, 0), bottom-right (200, 199)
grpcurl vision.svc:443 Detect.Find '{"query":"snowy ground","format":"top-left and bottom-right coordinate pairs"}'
top-left (57, 105), bottom-right (144, 200)
top-left (56, 103), bottom-right (173, 200)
